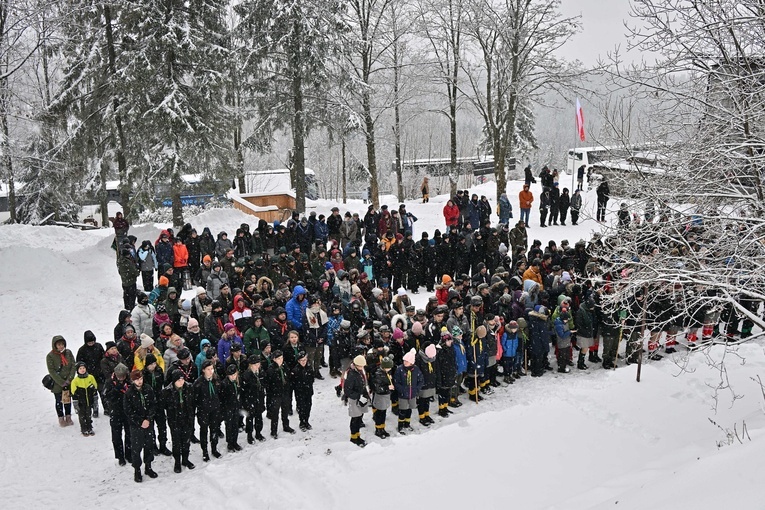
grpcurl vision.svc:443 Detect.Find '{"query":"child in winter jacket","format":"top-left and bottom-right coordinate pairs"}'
top-left (500, 321), bottom-right (520, 383)
top-left (393, 349), bottom-right (424, 433)
top-left (70, 362), bottom-right (98, 436)
top-left (554, 312), bottom-right (574, 373)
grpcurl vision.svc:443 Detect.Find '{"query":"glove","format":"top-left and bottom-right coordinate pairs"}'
top-left (358, 398), bottom-right (368, 407)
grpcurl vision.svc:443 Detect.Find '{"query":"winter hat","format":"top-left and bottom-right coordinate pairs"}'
top-left (105, 341), bottom-right (117, 351)
top-left (451, 326), bottom-right (463, 338)
top-left (353, 355), bottom-right (366, 367)
top-left (196, 287), bottom-right (207, 296)
top-left (224, 323), bottom-right (236, 332)
top-left (425, 344), bottom-right (437, 359)
top-left (123, 324), bottom-right (136, 334)
top-left (187, 318), bottom-right (200, 331)
top-left (561, 271), bottom-right (572, 283)
top-left (114, 363), bottom-right (129, 377)
top-left (145, 353), bottom-right (157, 366)
top-left (169, 369), bottom-right (185, 384)
top-left (372, 287), bottom-right (383, 297)
top-left (178, 348), bottom-right (191, 360)
top-left (324, 261), bottom-right (333, 270)
top-left (508, 321), bottom-right (519, 329)
top-left (140, 334), bottom-right (154, 349)
top-left (403, 348), bottom-right (416, 365)
top-left (412, 322), bottom-right (423, 335)
top-left (231, 342), bottom-right (242, 352)
top-left (397, 288), bottom-right (407, 297)
top-left (381, 357), bottom-right (395, 369)
top-left (271, 350), bottom-right (283, 360)
top-left (517, 318), bottom-right (527, 329)
top-left (395, 233), bottom-right (404, 241)
top-left (130, 369), bottom-right (143, 381)
top-left (226, 364), bottom-right (238, 376)
top-left (392, 328), bottom-right (405, 340)
top-left (203, 255), bottom-right (212, 264)
top-left (248, 354), bottom-right (261, 365)
top-left (475, 325), bottom-right (487, 338)
top-left (340, 320), bottom-right (351, 329)
top-left (181, 299), bottom-right (192, 311)
top-left (442, 274), bottom-right (452, 284)
top-left (156, 304), bottom-right (167, 313)
top-left (84, 330), bottom-right (97, 344)
top-left (159, 276), bottom-right (169, 287)
top-left (351, 284), bottom-right (361, 295)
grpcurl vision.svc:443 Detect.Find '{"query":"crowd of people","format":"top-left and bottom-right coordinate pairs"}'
top-left (46, 172), bottom-right (745, 484)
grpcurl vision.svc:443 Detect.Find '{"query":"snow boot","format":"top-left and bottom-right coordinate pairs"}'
top-left (247, 433), bottom-right (254, 444)
top-left (557, 366), bottom-right (570, 374)
top-left (438, 408), bottom-right (450, 418)
top-left (93, 406), bottom-right (99, 419)
top-left (145, 465), bottom-right (158, 479)
top-left (134, 468), bottom-right (142, 483)
top-left (58, 417), bottom-right (66, 427)
top-left (449, 397), bottom-right (462, 408)
top-left (159, 444), bottom-right (172, 456)
top-left (118, 457), bottom-right (127, 466)
top-left (375, 428), bottom-right (387, 439)
top-left (503, 375), bottom-right (514, 384)
top-left (255, 433), bottom-right (266, 442)
top-left (350, 435), bottom-right (367, 447)
top-left (577, 353), bottom-right (588, 370)
top-left (283, 426), bottom-right (296, 434)
top-left (174, 460), bottom-right (182, 473)
top-left (182, 459), bottom-right (195, 470)
top-left (211, 446), bottom-right (221, 458)
top-left (591, 352), bottom-right (603, 363)
top-left (419, 418), bottom-right (432, 427)
top-left (299, 422), bottom-right (308, 432)
top-left (202, 449), bottom-right (210, 462)
top-left (64, 415), bottom-right (74, 426)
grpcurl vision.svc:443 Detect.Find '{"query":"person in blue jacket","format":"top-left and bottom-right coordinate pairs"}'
top-left (195, 339), bottom-right (212, 373)
top-left (465, 324), bottom-right (488, 402)
top-left (554, 311), bottom-right (573, 373)
top-left (500, 320), bottom-right (520, 383)
top-left (393, 348), bottom-right (424, 434)
top-left (286, 285), bottom-right (308, 331)
top-left (467, 194), bottom-right (481, 231)
top-left (450, 326), bottom-right (467, 408)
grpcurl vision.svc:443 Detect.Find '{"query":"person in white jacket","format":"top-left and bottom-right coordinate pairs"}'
top-left (131, 293), bottom-right (156, 339)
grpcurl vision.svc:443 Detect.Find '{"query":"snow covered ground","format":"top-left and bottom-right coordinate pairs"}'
top-left (1, 179), bottom-right (763, 509)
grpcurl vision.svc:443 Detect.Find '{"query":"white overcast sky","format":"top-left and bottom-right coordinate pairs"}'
top-left (556, 0), bottom-right (637, 66)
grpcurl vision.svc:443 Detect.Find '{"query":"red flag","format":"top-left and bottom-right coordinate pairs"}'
top-left (576, 99), bottom-right (585, 142)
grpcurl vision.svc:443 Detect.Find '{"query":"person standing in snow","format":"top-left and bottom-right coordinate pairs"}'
top-left (570, 190), bottom-right (582, 225)
top-left (518, 184), bottom-right (534, 227)
top-left (76, 330), bottom-right (105, 418)
top-left (70, 361), bottom-right (98, 436)
top-left (124, 369), bottom-right (158, 483)
top-left (46, 335), bottom-right (76, 427)
top-left (265, 350), bottom-right (295, 438)
top-left (596, 179), bottom-right (610, 222)
top-left (193, 360), bottom-right (222, 461)
top-left (105, 363), bottom-right (131, 465)
top-left (220, 363), bottom-right (243, 452)
top-left (163, 369), bottom-right (196, 473)
top-left (343, 355), bottom-right (370, 446)
top-left (558, 188), bottom-right (571, 226)
top-left (497, 193), bottom-right (512, 225)
top-left (421, 176), bottom-right (430, 203)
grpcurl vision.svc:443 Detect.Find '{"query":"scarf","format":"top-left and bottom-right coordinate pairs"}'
top-left (305, 306), bottom-right (328, 329)
top-left (56, 349), bottom-right (69, 366)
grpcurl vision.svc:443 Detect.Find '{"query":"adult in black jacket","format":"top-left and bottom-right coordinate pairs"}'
top-left (142, 356), bottom-right (170, 456)
top-left (186, 229), bottom-right (202, 279)
top-left (105, 363), bottom-right (131, 465)
top-left (220, 364), bottom-right (243, 452)
top-left (549, 185), bottom-right (561, 225)
top-left (165, 348), bottom-right (198, 386)
top-left (123, 369), bottom-right (158, 483)
top-left (558, 188), bottom-right (571, 226)
top-left (77, 330), bottom-right (105, 416)
top-left (265, 351), bottom-right (295, 438)
top-left (192, 360), bottom-right (222, 461)
top-left (241, 355), bottom-right (266, 443)
top-left (435, 334), bottom-right (458, 417)
top-left (290, 352), bottom-right (315, 431)
top-left (596, 180), bottom-right (610, 222)
top-left (163, 370), bottom-right (196, 473)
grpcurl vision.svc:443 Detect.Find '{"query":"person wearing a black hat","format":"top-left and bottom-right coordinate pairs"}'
top-left (220, 363), bottom-right (243, 452)
top-left (105, 363), bottom-right (131, 464)
top-left (70, 361), bottom-right (98, 436)
top-left (265, 350), bottom-right (295, 438)
top-left (290, 351), bottom-right (315, 431)
top-left (242, 354), bottom-right (266, 443)
top-left (124, 369), bottom-right (158, 482)
top-left (76, 330), bottom-right (105, 418)
top-left (163, 369), bottom-right (195, 472)
top-left (193, 360), bottom-right (222, 461)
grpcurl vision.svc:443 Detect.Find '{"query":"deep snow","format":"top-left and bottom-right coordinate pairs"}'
top-left (2, 179), bottom-right (764, 509)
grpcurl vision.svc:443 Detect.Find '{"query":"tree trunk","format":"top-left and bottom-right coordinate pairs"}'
top-left (0, 74), bottom-right (14, 223)
top-left (362, 89), bottom-right (379, 209)
top-left (292, 67), bottom-right (306, 213)
top-left (99, 158), bottom-right (109, 227)
top-left (393, 39), bottom-right (403, 202)
top-left (170, 153), bottom-right (184, 228)
top-left (103, 5), bottom-right (131, 220)
top-left (342, 137), bottom-right (347, 204)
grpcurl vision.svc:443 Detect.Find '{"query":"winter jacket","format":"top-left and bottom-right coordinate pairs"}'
top-left (100, 352), bottom-right (123, 381)
top-left (138, 246), bottom-right (158, 272)
top-left (394, 364), bottom-right (424, 400)
top-left (343, 366), bottom-right (369, 401)
top-left (192, 376), bottom-right (221, 419)
top-left (265, 363), bottom-right (290, 402)
top-left (123, 383), bottom-right (157, 429)
top-left (290, 363), bottom-right (315, 396)
top-left (195, 339), bottom-right (211, 373)
top-left (46, 336), bottom-right (76, 393)
top-left (217, 334), bottom-right (243, 364)
top-left (70, 373), bottom-right (98, 406)
top-left (519, 189), bottom-right (534, 209)
top-left (241, 368), bottom-right (265, 413)
top-left (571, 192), bottom-right (582, 212)
top-left (576, 305), bottom-right (594, 338)
top-left (500, 330), bottom-right (519, 358)
top-left (131, 303), bottom-right (156, 339)
top-left (554, 316), bottom-right (572, 348)
top-left (508, 223), bottom-right (528, 252)
top-left (117, 251), bottom-right (140, 286)
top-left (214, 233), bottom-right (234, 260)
top-left (498, 194), bottom-right (512, 224)
top-left (206, 270), bottom-right (229, 300)
top-left (285, 286), bottom-right (308, 330)
top-left (453, 340), bottom-right (467, 374)
top-left (155, 239), bottom-right (174, 267)
top-left (443, 203), bottom-right (460, 227)
top-left (435, 342), bottom-right (457, 389)
top-left (163, 382), bottom-right (195, 430)
top-left (105, 373), bottom-right (130, 419)
top-left (467, 200), bottom-right (481, 230)
top-left (219, 377), bottom-right (242, 418)
top-left (528, 310), bottom-right (551, 356)
top-left (172, 243), bottom-right (189, 269)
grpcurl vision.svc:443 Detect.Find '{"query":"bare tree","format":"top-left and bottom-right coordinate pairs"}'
top-left (461, 0), bottom-right (580, 203)
top-left (593, 1), bottom-right (765, 372)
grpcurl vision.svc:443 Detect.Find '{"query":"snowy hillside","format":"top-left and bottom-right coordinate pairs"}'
top-left (1, 181), bottom-right (764, 509)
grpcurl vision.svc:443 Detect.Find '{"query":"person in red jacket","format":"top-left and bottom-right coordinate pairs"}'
top-left (435, 275), bottom-right (452, 305)
top-left (172, 238), bottom-right (189, 289)
top-left (443, 200), bottom-right (460, 228)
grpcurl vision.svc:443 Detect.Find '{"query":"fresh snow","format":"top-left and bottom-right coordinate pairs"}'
top-left (2, 179), bottom-right (763, 509)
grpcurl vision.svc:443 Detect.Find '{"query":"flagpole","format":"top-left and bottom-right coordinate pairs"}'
top-left (572, 99), bottom-right (577, 192)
